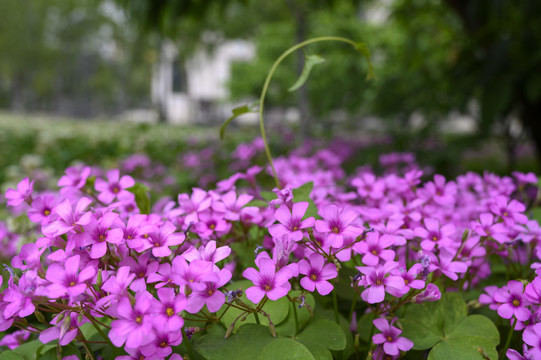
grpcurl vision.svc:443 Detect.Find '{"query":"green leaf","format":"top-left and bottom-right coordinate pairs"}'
top-left (12, 339), bottom-right (43, 359)
top-left (447, 315), bottom-right (499, 345)
top-left (126, 183), bottom-right (151, 214)
top-left (296, 318), bottom-right (346, 351)
top-left (288, 54), bottom-right (326, 92)
top-left (401, 293), bottom-right (467, 350)
top-left (357, 312), bottom-right (377, 343)
top-left (274, 291), bottom-right (316, 337)
top-left (256, 338), bottom-right (316, 360)
top-left (292, 182), bottom-right (318, 219)
top-left (428, 336), bottom-right (498, 360)
top-left (194, 324), bottom-right (275, 360)
top-left (0, 351), bottom-right (25, 360)
top-left (218, 280), bottom-right (289, 333)
top-left (260, 191), bottom-right (276, 202)
top-left (220, 102), bottom-right (259, 139)
top-left (295, 340), bottom-right (332, 360)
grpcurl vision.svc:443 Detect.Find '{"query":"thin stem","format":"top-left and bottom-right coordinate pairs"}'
top-left (254, 312), bottom-right (261, 325)
top-left (292, 301), bottom-right (300, 335)
top-left (82, 310), bottom-right (114, 348)
top-left (258, 36), bottom-right (371, 188)
top-left (182, 327), bottom-right (194, 359)
top-left (332, 290), bottom-right (340, 324)
top-left (80, 338), bottom-right (96, 360)
top-left (499, 318), bottom-right (516, 359)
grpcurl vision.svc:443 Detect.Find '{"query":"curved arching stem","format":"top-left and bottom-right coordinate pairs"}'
top-left (257, 36), bottom-right (374, 188)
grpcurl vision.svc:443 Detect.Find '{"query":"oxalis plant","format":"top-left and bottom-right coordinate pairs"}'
top-left (0, 37), bottom-right (540, 360)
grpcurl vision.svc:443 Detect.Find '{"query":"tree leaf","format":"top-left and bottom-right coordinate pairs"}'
top-left (220, 102), bottom-right (259, 139)
top-left (288, 54), bottom-right (326, 92)
top-left (296, 318), bottom-right (347, 351)
top-left (126, 183), bottom-right (151, 214)
top-left (256, 338), bottom-right (316, 360)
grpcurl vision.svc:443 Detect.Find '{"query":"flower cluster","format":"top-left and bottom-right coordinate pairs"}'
top-left (0, 139), bottom-right (539, 360)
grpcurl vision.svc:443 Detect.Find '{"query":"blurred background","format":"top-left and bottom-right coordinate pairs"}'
top-left (0, 0), bottom-right (540, 182)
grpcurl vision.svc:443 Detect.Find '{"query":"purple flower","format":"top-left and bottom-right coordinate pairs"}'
top-left (140, 221), bottom-right (185, 257)
top-left (372, 318), bottom-right (413, 356)
top-left (3, 270), bottom-right (43, 318)
top-left (269, 202), bottom-right (315, 241)
top-left (171, 257), bottom-right (218, 291)
top-left (314, 205), bottom-right (361, 248)
top-left (42, 197), bottom-right (92, 237)
top-left (388, 263), bottom-right (425, 297)
top-left (0, 329), bottom-right (30, 349)
top-left (80, 212), bottom-right (124, 259)
top-left (27, 194), bottom-right (56, 225)
top-left (414, 218), bottom-right (455, 252)
top-left (39, 311), bottom-right (88, 346)
top-left (182, 240), bottom-right (231, 264)
top-left (356, 261), bottom-right (405, 304)
top-left (140, 330), bottom-right (182, 358)
top-left (152, 287), bottom-right (186, 332)
top-left (185, 268), bottom-right (231, 313)
top-left (57, 166), bottom-right (91, 197)
top-left (44, 255), bottom-right (96, 300)
top-left (119, 252), bottom-right (159, 292)
top-left (507, 344), bottom-right (534, 360)
top-left (94, 169), bottom-right (135, 204)
top-left (5, 178), bottom-right (34, 206)
top-left (298, 253), bottom-right (337, 295)
top-left (523, 323), bottom-right (541, 358)
top-left (354, 231), bottom-right (396, 266)
top-left (494, 280), bottom-right (531, 321)
top-left (243, 252), bottom-right (295, 303)
top-left (410, 284), bottom-right (441, 303)
top-left (109, 292), bottom-right (156, 349)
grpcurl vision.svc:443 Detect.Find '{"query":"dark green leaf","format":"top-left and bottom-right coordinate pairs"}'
top-left (296, 318), bottom-right (346, 351)
top-left (288, 54), bottom-right (326, 92)
top-left (194, 324), bottom-right (275, 360)
top-left (256, 338), bottom-right (316, 360)
top-left (401, 293), bottom-right (467, 350)
top-left (447, 315), bottom-right (499, 345)
top-left (126, 183), bottom-right (151, 214)
top-left (0, 351), bottom-right (25, 360)
top-left (218, 280), bottom-right (289, 333)
top-left (274, 291), bottom-right (315, 337)
top-left (428, 336), bottom-right (498, 360)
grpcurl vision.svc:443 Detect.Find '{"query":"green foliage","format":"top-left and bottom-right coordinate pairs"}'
top-left (127, 183), bottom-right (151, 214)
top-left (401, 293), bottom-right (499, 359)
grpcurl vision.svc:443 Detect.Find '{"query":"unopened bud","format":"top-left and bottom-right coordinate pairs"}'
top-left (268, 321), bottom-right (276, 338)
top-left (225, 322), bottom-right (235, 339)
top-left (96, 269), bottom-right (102, 287)
top-left (34, 310), bottom-right (46, 324)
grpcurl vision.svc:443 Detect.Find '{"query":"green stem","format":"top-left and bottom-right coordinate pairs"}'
top-left (254, 312), bottom-right (261, 325)
top-left (499, 318), bottom-right (516, 359)
top-left (82, 310), bottom-right (114, 348)
top-left (332, 290), bottom-right (340, 324)
top-left (258, 36), bottom-right (372, 188)
top-left (182, 327), bottom-right (194, 359)
top-left (348, 294), bottom-right (357, 329)
top-left (292, 301), bottom-right (300, 335)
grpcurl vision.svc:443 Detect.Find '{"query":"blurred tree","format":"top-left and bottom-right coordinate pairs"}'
top-left (0, 0), bottom-right (154, 116)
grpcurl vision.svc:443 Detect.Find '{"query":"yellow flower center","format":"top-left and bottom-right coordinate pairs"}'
top-left (332, 227), bottom-right (339, 234)
top-left (166, 307), bottom-right (175, 317)
top-left (44, 210), bottom-right (51, 216)
top-left (512, 299), bottom-right (520, 307)
top-left (135, 316), bottom-right (143, 324)
top-left (310, 274), bottom-right (317, 281)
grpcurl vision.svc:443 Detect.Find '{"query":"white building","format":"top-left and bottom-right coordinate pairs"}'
top-left (151, 40), bottom-right (255, 124)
